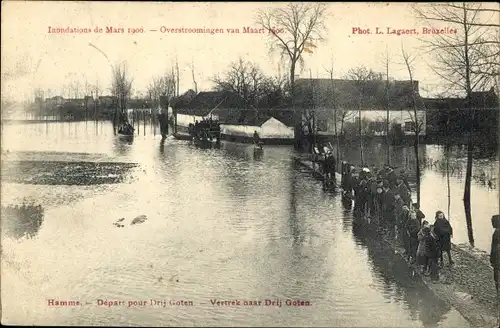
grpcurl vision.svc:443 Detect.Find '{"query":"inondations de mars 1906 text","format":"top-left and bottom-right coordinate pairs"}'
top-left (47, 26), bottom-right (284, 35)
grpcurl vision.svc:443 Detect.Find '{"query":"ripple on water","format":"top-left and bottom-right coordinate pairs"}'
top-left (0, 122), bottom-right (476, 327)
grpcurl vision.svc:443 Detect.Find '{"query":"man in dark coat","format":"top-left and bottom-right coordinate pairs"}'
top-left (399, 170), bottom-right (411, 191)
top-left (387, 166), bottom-right (398, 189)
top-left (381, 181), bottom-right (396, 236)
top-left (399, 204), bottom-right (411, 255)
top-left (434, 211), bottom-right (454, 266)
top-left (158, 110), bottom-right (169, 142)
top-left (406, 210), bottom-right (421, 264)
top-left (426, 225), bottom-right (441, 282)
top-left (413, 203), bottom-right (426, 226)
top-left (394, 175), bottom-right (412, 206)
top-left (491, 214), bottom-right (500, 292)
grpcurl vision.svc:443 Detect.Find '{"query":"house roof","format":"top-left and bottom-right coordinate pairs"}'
top-left (175, 91), bottom-right (245, 116)
top-left (170, 90), bottom-right (197, 108)
top-left (295, 78), bottom-right (424, 110)
top-left (222, 111), bottom-right (271, 126)
top-left (424, 88), bottom-right (498, 110)
top-left (469, 87), bottom-right (498, 107)
top-left (423, 97), bottom-right (465, 110)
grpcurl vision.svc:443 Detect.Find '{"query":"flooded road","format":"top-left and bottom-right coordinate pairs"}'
top-left (2, 121), bottom-right (496, 326)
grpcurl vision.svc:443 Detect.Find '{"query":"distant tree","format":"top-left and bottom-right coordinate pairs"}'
top-left (256, 2), bottom-right (328, 149)
top-left (189, 60), bottom-right (198, 94)
top-left (212, 58), bottom-right (290, 109)
top-left (212, 57), bottom-right (266, 108)
top-left (400, 46), bottom-right (426, 207)
top-left (147, 71), bottom-right (176, 114)
top-left (344, 66), bottom-right (384, 166)
top-left (110, 62), bottom-right (133, 124)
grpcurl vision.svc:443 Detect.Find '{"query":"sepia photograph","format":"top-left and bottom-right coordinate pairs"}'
top-left (1, 1), bottom-right (499, 327)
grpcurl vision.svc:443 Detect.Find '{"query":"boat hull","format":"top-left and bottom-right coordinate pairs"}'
top-left (173, 133), bottom-right (193, 141)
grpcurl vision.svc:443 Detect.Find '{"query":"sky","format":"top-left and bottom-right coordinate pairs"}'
top-left (1, 2), bottom-right (498, 101)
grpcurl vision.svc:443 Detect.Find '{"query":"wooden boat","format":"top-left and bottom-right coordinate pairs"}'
top-left (193, 135), bottom-right (220, 147)
top-left (173, 133), bottom-right (194, 141)
top-left (117, 117), bottom-right (134, 138)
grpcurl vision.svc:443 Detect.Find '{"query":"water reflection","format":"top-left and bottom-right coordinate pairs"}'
top-left (289, 170), bottom-right (302, 246)
top-left (1, 202), bottom-right (44, 239)
top-left (221, 141), bottom-right (254, 161)
top-left (253, 148), bottom-right (264, 161)
top-left (351, 223), bottom-right (452, 328)
top-left (0, 122), bottom-right (485, 326)
top-left (112, 136), bottom-right (133, 156)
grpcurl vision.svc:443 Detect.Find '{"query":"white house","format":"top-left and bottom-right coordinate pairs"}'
top-left (295, 78), bottom-right (427, 136)
top-left (342, 109), bottom-right (426, 136)
top-left (221, 116), bottom-right (294, 140)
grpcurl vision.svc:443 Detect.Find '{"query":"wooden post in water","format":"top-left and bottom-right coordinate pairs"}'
top-left (136, 110), bottom-right (140, 136)
top-left (143, 110), bottom-right (146, 136)
top-left (153, 107), bottom-right (156, 136)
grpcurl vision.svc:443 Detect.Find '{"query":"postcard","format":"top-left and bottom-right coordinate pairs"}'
top-left (1, 1), bottom-right (499, 327)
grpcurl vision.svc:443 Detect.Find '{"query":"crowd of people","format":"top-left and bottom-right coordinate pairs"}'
top-left (339, 162), bottom-right (455, 283)
top-left (188, 118), bottom-right (221, 141)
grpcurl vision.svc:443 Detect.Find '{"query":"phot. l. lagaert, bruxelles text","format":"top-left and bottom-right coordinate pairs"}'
top-left (352, 27), bottom-right (457, 35)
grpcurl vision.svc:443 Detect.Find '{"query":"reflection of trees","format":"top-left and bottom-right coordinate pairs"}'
top-left (220, 142), bottom-right (253, 161)
top-left (350, 224), bottom-right (452, 327)
top-left (423, 144), bottom-right (498, 189)
top-left (282, 167), bottom-right (330, 300)
top-left (289, 169), bottom-right (301, 247)
top-left (112, 136), bottom-right (133, 156)
top-left (2, 201), bottom-right (44, 239)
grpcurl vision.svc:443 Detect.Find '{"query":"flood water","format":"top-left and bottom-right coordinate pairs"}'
top-left (1, 121), bottom-right (497, 327)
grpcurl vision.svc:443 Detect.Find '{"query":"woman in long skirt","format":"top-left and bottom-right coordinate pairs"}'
top-left (417, 220), bottom-right (430, 274)
top-left (433, 210), bottom-right (454, 266)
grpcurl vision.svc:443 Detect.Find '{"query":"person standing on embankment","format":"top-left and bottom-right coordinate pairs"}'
top-left (491, 214), bottom-right (500, 292)
top-left (158, 109), bottom-right (169, 143)
top-left (433, 211), bottom-right (454, 267)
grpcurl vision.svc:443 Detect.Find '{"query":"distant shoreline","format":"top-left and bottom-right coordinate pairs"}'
top-left (1, 119), bottom-right (94, 124)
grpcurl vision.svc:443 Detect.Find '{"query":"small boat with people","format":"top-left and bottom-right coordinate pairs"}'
top-left (188, 118), bottom-right (221, 148)
top-left (117, 118), bottom-right (135, 142)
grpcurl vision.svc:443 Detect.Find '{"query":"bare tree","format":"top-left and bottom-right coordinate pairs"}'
top-left (70, 80), bottom-right (81, 99)
top-left (379, 46), bottom-right (393, 166)
top-left (345, 66), bottom-right (384, 166)
top-left (92, 81), bottom-right (100, 121)
top-left (175, 58), bottom-right (180, 97)
top-left (413, 2), bottom-right (500, 246)
top-left (324, 57), bottom-right (340, 164)
top-left (401, 46), bottom-right (426, 208)
top-left (147, 71), bottom-right (177, 115)
top-left (110, 62), bottom-right (133, 125)
top-left (189, 60), bottom-right (198, 93)
top-left (212, 58), bottom-right (266, 108)
top-left (33, 88), bottom-right (44, 118)
top-left (83, 81), bottom-right (92, 120)
top-left (256, 2), bottom-right (328, 149)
